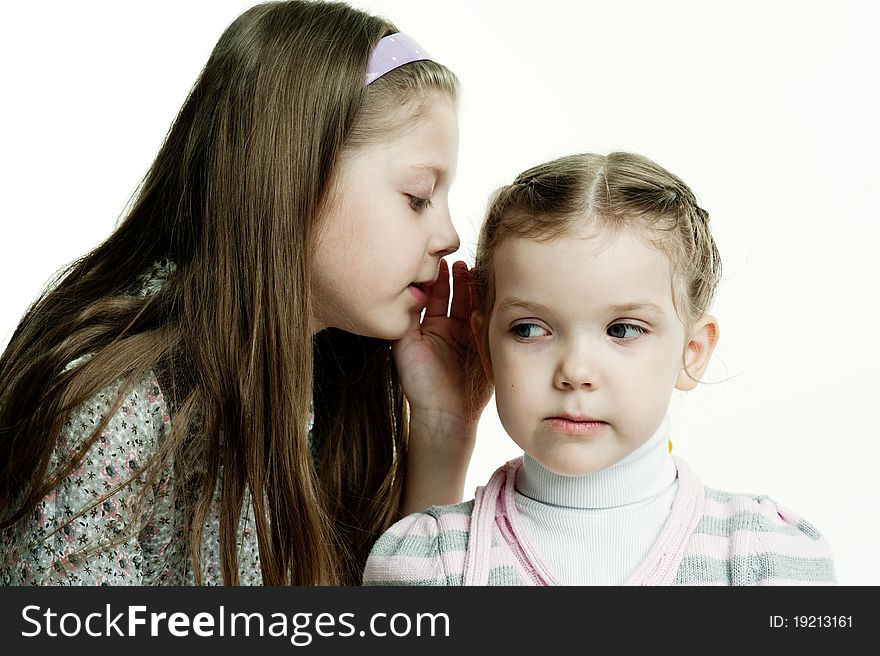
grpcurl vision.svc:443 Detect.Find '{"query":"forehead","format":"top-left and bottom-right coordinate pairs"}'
top-left (340, 95), bottom-right (459, 179)
top-left (491, 226), bottom-right (676, 312)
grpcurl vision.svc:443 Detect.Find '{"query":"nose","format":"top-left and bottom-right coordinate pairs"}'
top-left (553, 341), bottom-right (597, 390)
top-left (428, 206), bottom-right (460, 258)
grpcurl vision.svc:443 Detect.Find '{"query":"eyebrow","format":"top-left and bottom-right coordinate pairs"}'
top-left (605, 301), bottom-right (666, 316)
top-left (495, 297), bottom-right (666, 316)
top-left (410, 164), bottom-right (446, 180)
top-left (495, 297), bottom-right (555, 314)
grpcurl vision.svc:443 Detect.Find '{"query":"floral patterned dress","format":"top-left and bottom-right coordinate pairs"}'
top-left (1, 264), bottom-right (313, 585)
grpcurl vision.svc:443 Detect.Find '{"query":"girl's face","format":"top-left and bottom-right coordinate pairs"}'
top-left (312, 95), bottom-right (460, 339)
top-left (478, 225), bottom-right (716, 476)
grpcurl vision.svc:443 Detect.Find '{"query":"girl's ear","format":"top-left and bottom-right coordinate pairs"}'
top-left (675, 314), bottom-right (719, 391)
top-left (470, 311), bottom-right (494, 385)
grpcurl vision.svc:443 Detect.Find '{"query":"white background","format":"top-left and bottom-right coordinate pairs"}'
top-left (1, 1), bottom-right (877, 585)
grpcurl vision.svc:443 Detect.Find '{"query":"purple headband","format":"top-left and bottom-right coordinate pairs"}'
top-left (365, 33), bottom-right (432, 85)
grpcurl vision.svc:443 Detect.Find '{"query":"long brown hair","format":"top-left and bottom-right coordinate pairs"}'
top-left (0, 0), bottom-right (457, 585)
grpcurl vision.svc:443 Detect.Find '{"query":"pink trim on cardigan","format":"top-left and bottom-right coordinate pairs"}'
top-left (624, 455), bottom-right (704, 585)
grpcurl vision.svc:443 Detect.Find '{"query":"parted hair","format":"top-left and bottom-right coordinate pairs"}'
top-left (473, 152), bottom-right (721, 330)
top-left (0, 0), bottom-right (457, 586)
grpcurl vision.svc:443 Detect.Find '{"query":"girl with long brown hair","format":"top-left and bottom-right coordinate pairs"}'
top-left (0, 0), bottom-right (489, 586)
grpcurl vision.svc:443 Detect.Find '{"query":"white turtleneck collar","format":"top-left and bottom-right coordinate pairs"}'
top-left (512, 416), bottom-right (679, 584)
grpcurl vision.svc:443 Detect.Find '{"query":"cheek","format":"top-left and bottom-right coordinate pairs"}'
top-left (661, 341), bottom-right (687, 383)
top-left (494, 387), bottom-right (526, 442)
top-left (331, 194), bottom-right (391, 250)
top-left (630, 338), bottom-right (683, 383)
top-left (627, 349), bottom-right (680, 413)
top-left (316, 211), bottom-right (360, 270)
top-left (490, 352), bottom-right (537, 411)
top-left (389, 223), bottom-right (429, 259)
top-left (315, 237), bottom-right (358, 288)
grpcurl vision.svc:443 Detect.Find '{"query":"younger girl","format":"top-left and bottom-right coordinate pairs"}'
top-left (0, 1), bottom-right (488, 586)
top-left (364, 152), bottom-right (836, 585)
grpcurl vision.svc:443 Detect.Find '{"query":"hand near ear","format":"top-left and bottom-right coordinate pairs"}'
top-left (393, 259), bottom-right (493, 514)
top-left (394, 258), bottom-right (492, 423)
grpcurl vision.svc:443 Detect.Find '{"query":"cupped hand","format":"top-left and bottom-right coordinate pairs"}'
top-left (393, 259), bottom-right (492, 431)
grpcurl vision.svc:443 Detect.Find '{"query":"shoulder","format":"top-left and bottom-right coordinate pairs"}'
top-left (678, 486), bottom-right (836, 585)
top-left (362, 500), bottom-right (474, 586)
top-left (127, 259), bottom-right (177, 298)
top-left (700, 486), bottom-right (830, 547)
top-left (54, 368), bottom-right (170, 466)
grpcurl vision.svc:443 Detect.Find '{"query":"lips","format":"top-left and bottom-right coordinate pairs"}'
top-left (408, 282), bottom-right (429, 306)
top-left (544, 416), bottom-right (608, 436)
top-left (556, 413), bottom-right (600, 422)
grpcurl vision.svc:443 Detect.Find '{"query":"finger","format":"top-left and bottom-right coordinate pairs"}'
top-left (424, 258), bottom-right (450, 317)
top-left (449, 260), bottom-right (473, 320)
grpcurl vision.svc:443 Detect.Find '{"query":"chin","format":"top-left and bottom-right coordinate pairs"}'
top-left (375, 328), bottom-right (409, 341)
top-left (361, 314), bottom-right (413, 341)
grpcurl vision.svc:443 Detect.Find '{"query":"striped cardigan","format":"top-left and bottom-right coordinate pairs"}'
top-left (363, 456), bottom-right (835, 585)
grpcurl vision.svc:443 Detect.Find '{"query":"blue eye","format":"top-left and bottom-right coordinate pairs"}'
top-left (407, 195), bottom-right (433, 212)
top-left (607, 323), bottom-right (646, 340)
top-left (512, 323), bottom-right (548, 339)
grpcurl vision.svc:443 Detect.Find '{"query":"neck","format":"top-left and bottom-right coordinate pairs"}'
top-left (516, 416), bottom-right (676, 509)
